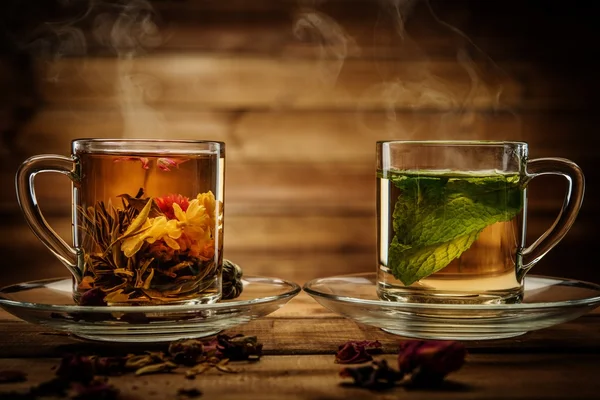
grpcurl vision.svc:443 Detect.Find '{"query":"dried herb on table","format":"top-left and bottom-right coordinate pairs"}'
top-left (340, 360), bottom-right (404, 390)
top-left (217, 334), bottom-right (263, 361)
top-left (338, 339), bottom-right (467, 390)
top-left (335, 340), bottom-right (382, 364)
top-left (397, 340), bottom-right (467, 385)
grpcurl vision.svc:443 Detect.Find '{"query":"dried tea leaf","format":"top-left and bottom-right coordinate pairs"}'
top-left (118, 193), bottom-right (163, 217)
top-left (142, 268), bottom-right (155, 289)
top-left (125, 355), bottom-right (156, 370)
top-left (103, 290), bottom-right (131, 304)
top-left (215, 359), bottom-right (237, 374)
top-left (185, 364), bottom-right (212, 379)
top-left (135, 361), bottom-right (178, 376)
top-left (120, 198), bottom-right (153, 238)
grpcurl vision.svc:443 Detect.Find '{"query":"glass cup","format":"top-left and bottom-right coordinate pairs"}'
top-left (16, 139), bottom-right (225, 306)
top-left (376, 140), bottom-right (584, 304)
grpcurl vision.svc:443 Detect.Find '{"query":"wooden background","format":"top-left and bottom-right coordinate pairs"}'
top-left (0, 0), bottom-right (597, 287)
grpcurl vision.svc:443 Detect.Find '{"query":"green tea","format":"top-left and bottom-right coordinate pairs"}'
top-left (377, 169), bottom-right (525, 304)
top-left (73, 153), bottom-right (224, 305)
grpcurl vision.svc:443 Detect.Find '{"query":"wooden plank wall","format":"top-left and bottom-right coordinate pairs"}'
top-left (0, 0), bottom-right (597, 286)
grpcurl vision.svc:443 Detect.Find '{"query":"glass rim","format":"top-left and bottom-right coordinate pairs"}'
top-left (71, 138), bottom-right (225, 155)
top-left (377, 140), bottom-right (528, 147)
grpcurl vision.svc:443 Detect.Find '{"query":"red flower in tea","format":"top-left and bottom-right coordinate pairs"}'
top-left (155, 194), bottom-right (190, 219)
top-left (157, 157), bottom-right (186, 172)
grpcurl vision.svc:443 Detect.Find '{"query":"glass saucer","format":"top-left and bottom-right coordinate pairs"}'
top-left (0, 276), bottom-right (300, 343)
top-left (303, 273), bottom-right (600, 340)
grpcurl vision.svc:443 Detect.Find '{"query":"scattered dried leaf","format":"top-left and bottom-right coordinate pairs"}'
top-left (135, 361), bottom-right (178, 376)
top-left (340, 360), bottom-right (404, 390)
top-left (217, 334), bottom-right (263, 361)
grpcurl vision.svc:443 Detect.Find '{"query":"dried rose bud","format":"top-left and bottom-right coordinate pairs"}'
top-left (217, 334), bottom-right (263, 361)
top-left (335, 340), bottom-right (382, 364)
top-left (79, 288), bottom-right (107, 307)
top-left (201, 338), bottom-right (219, 356)
top-left (56, 355), bottom-right (95, 383)
top-left (397, 340), bottom-right (467, 384)
top-left (340, 360), bottom-right (403, 390)
top-left (169, 339), bottom-right (205, 366)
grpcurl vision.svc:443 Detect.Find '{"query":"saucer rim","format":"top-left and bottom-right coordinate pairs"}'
top-left (303, 273), bottom-right (600, 310)
top-left (0, 275), bottom-right (301, 313)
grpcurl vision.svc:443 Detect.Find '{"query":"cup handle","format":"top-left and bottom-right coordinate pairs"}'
top-left (520, 157), bottom-right (585, 278)
top-left (15, 154), bottom-right (83, 282)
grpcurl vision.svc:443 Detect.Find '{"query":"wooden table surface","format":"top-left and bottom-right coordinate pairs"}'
top-left (0, 292), bottom-right (599, 400)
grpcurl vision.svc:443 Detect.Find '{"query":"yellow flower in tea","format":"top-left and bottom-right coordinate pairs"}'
top-left (197, 191), bottom-right (217, 227)
top-left (173, 200), bottom-right (210, 242)
top-left (121, 216), bottom-right (182, 257)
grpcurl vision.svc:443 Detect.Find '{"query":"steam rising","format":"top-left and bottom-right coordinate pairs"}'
top-left (19, 0), bottom-right (165, 138)
top-left (92, 0), bottom-right (165, 138)
top-left (293, 10), bottom-right (359, 84)
top-left (292, 0), bottom-right (521, 140)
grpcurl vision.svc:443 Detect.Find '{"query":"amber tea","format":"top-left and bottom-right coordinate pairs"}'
top-left (377, 169), bottom-right (525, 304)
top-left (72, 152), bottom-right (224, 305)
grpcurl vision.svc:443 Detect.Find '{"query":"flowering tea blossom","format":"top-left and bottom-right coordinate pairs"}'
top-left (120, 191), bottom-right (218, 261)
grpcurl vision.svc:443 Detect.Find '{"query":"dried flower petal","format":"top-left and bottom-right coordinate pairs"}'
top-left (169, 339), bottom-right (205, 366)
top-left (340, 360), bottom-right (403, 390)
top-left (155, 194), bottom-right (190, 219)
top-left (217, 334), bottom-right (263, 361)
top-left (0, 370), bottom-right (27, 384)
top-left (335, 340), bottom-right (382, 364)
top-left (397, 340), bottom-right (467, 384)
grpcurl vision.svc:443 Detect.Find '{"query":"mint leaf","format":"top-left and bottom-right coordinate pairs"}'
top-left (387, 172), bottom-right (523, 286)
